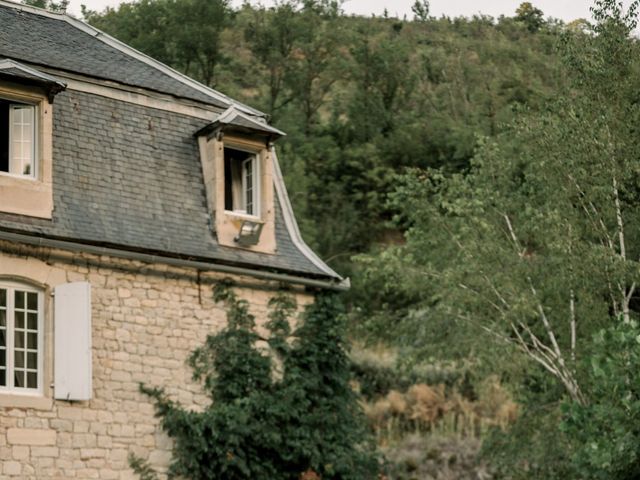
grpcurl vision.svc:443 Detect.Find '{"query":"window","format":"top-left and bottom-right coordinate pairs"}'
top-left (0, 99), bottom-right (37, 178)
top-left (0, 282), bottom-right (43, 393)
top-left (224, 147), bottom-right (260, 217)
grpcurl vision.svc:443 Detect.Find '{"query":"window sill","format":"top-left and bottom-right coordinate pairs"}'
top-left (0, 173), bottom-right (52, 219)
top-left (0, 392), bottom-right (52, 410)
top-left (0, 171), bottom-right (37, 181)
top-left (223, 210), bottom-right (263, 223)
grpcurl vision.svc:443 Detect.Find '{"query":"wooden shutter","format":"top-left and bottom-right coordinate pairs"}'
top-left (54, 282), bottom-right (92, 400)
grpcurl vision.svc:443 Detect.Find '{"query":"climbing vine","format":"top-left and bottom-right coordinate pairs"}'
top-left (130, 280), bottom-right (378, 479)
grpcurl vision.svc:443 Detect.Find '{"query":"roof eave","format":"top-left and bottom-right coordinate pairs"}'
top-left (0, 228), bottom-right (349, 291)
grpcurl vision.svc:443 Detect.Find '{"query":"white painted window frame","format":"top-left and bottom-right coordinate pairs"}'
top-left (0, 280), bottom-right (44, 396)
top-left (241, 154), bottom-right (259, 217)
top-left (2, 101), bottom-right (37, 180)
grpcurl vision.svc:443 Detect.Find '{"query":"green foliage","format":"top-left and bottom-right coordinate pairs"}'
top-left (561, 321), bottom-right (640, 480)
top-left (515, 2), bottom-right (545, 32)
top-left (133, 281), bottom-right (378, 479)
top-left (411, 1), bottom-right (430, 22)
top-left (22, 0), bottom-right (68, 12)
top-left (83, 0), bottom-right (232, 87)
top-left (354, 0), bottom-right (640, 476)
top-left (128, 453), bottom-right (159, 480)
top-left (363, 0), bottom-right (640, 396)
top-left (483, 403), bottom-right (576, 479)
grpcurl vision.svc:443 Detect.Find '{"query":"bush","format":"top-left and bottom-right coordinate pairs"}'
top-left (561, 321), bottom-right (640, 480)
top-left (131, 281), bottom-right (379, 479)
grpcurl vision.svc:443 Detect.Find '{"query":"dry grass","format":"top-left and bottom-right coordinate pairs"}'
top-left (362, 377), bottom-right (518, 443)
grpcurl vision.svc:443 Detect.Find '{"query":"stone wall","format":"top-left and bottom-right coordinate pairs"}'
top-left (0, 240), bottom-right (313, 479)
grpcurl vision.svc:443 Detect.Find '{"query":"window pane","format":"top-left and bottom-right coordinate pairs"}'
top-left (244, 158), bottom-right (254, 215)
top-left (9, 105), bottom-right (34, 177)
top-left (1, 284), bottom-right (41, 391)
top-left (27, 292), bottom-right (37, 311)
top-left (14, 351), bottom-right (24, 368)
top-left (14, 330), bottom-right (24, 348)
top-left (15, 311), bottom-right (24, 329)
top-left (27, 313), bottom-right (37, 330)
top-left (14, 371), bottom-right (24, 388)
top-left (27, 372), bottom-right (37, 389)
top-left (15, 291), bottom-right (24, 309)
top-left (27, 352), bottom-right (36, 369)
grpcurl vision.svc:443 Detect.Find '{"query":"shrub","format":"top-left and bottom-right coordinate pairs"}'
top-left (131, 281), bottom-right (379, 479)
top-left (561, 321), bottom-right (640, 480)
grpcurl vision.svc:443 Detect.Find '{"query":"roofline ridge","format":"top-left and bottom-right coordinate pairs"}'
top-left (0, 0), bottom-right (265, 117)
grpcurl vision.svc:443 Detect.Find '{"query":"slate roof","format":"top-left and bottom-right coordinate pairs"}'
top-left (0, 89), bottom-right (333, 278)
top-left (0, 1), bottom-right (259, 113)
top-left (0, 1), bottom-right (342, 284)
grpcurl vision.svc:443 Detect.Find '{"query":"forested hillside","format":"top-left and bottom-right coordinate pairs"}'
top-left (56, 0), bottom-right (640, 477)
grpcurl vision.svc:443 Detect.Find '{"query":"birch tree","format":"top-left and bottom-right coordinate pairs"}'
top-left (387, 0), bottom-right (640, 405)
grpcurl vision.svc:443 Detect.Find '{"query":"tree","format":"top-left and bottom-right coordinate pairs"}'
top-left (515, 2), bottom-right (545, 32)
top-left (130, 281), bottom-right (379, 479)
top-left (22, 0), bottom-right (68, 12)
top-left (82, 0), bottom-right (177, 67)
top-left (83, 0), bottom-right (233, 87)
top-left (284, 0), bottom-right (345, 133)
top-left (242, 0), bottom-right (300, 120)
top-left (380, 0), bottom-right (640, 404)
top-left (171, 0), bottom-right (233, 87)
top-left (411, 0), bottom-right (430, 22)
top-left (562, 321), bottom-right (640, 480)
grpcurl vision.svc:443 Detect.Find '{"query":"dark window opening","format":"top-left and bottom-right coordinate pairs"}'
top-left (224, 147), bottom-right (258, 215)
top-left (0, 101), bottom-right (9, 173)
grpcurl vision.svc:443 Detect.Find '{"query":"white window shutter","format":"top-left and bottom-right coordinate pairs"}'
top-left (54, 282), bottom-right (92, 400)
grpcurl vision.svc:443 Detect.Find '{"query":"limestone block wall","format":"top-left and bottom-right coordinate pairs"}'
top-left (0, 240), bottom-right (313, 479)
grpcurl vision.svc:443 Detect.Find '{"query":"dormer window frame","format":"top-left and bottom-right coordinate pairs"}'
top-left (223, 144), bottom-right (261, 220)
top-left (0, 98), bottom-right (39, 181)
top-left (0, 81), bottom-right (56, 219)
top-left (197, 128), bottom-right (278, 254)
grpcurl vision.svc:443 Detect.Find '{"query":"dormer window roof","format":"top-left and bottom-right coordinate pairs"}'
top-left (196, 106), bottom-right (285, 142)
top-left (0, 59), bottom-right (66, 103)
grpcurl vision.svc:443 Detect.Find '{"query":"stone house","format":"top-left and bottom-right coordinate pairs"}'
top-left (0, 1), bottom-right (346, 477)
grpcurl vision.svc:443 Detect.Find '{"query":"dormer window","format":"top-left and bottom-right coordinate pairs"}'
top-left (0, 99), bottom-right (36, 178)
top-left (196, 106), bottom-right (285, 253)
top-left (0, 59), bottom-right (65, 219)
top-left (224, 147), bottom-right (260, 217)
